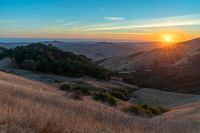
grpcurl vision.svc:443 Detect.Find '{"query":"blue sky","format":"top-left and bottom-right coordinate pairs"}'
top-left (0, 0), bottom-right (200, 41)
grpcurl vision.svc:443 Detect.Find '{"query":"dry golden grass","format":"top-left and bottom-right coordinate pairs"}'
top-left (0, 72), bottom-right (198, 133)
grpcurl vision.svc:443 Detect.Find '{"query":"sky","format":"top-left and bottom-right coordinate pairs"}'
top-left (0, 0), bottom-right (200, 42)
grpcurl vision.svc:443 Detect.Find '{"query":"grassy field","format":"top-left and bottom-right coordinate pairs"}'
top-left (0, 71), bottom-right (199, 133)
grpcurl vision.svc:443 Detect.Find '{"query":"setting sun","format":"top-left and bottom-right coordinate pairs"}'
top-left (162, 34), bottom-right (174, 43)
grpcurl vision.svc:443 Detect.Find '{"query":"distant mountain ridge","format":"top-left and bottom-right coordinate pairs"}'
top-left (0, 41), bottom-right (161, 61)
top-left (43, 41), bottom-right (161, 61)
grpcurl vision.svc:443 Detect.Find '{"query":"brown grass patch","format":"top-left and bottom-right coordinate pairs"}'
top-left (0, 72), bottom-right (198, 133)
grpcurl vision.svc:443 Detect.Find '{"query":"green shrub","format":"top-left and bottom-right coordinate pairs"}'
top-left (124, 105), bottom-right (145, 116)
top-left (110, 91), bottom-right (126, 100)
top-left (110, 88), bottom-right (132, 101)
top-left (124, 104), bottom-right (169, 117)
top-left (93, 92), bottom-right (117, 106)
top-left (140, 104), bottom-right (168, 115)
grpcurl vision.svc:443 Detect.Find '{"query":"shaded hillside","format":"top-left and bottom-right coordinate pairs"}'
top-left (122, 54), bottom-right (200, 94)
top-left (10, 43), bottom-right (111, 79)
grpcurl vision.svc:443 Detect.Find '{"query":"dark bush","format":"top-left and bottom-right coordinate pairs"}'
top-left (93, 92), bottom-right (117, 106)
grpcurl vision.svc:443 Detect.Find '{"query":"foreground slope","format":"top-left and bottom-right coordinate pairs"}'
top-left (0, 71), bottom-right (200, 133)
top-left (0, 71), bottom-right (137, 133)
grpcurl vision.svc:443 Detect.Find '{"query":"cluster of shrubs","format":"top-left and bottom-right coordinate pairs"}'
top-left (91, 87), bottom-right (133, 106)
top-left (60, 83), bottom-right (136, 106)
top-left (93, 92), bottom-right (117, 106)
top-left (60, 84), bottom-right (169, 117)
top-left (109, 88), bottom-right (133, 101)
top-left (60, 83), bottom-right (117, 105)
top-left (0, 43), bottom-right (112, 80)
top-left (124, 103), bottom-right (169, 117)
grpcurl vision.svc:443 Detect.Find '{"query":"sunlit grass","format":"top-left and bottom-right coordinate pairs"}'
top-left (0, 71), bottom-right (196, 133)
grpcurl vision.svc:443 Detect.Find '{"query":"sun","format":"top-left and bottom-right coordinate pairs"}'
top-left (162, 34), bottom-right (174, 43)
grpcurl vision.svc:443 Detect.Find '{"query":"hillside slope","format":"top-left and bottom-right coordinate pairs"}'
top-left (100, 38), bottom-right (200, 71)
top-left (45, 41), bottom-right (161, 61)
top-left (0, 71), bottom-right (200, 133)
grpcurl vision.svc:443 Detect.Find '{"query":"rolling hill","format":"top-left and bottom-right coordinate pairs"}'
top-left (0, 41), bottom-right (161, 61)
top-left (48, 41), bottom-right (161, 61)
top-left (99, 38), bottom-right (200, 94)
top-left (100, 38), bottom-right (200, 71)
top-left (0, 71), bottom-right (200, 133)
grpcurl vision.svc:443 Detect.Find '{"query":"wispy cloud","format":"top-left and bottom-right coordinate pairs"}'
top-left (104, 17), bottom-right (125, 21)
top-left (88, 14), bottom-right (200, 31)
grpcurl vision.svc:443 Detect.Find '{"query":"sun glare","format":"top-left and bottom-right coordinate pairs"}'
top-left (162, 34), bottom-right (174, 43)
